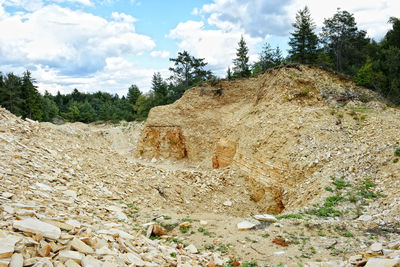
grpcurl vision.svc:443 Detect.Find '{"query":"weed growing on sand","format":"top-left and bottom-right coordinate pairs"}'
top-left (299, 87), bottom-right (310, 96)
top-left (395, 148), bottom-right (400, 157)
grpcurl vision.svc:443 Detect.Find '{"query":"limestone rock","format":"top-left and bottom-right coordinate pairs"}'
top-left (254, 214), bottom-right (277, 222)
top-left (70, 238), bottom-right (94, 254)
top-left (237, 221), bottom-right (256, 231)
top-left (58, 251), bottom-right (83, 263)
top-left (9, 253), bottom-right (23, 267)
top-left (0, 238), bottom-right (15, 259)
top-left (13, 218), bottom-right (61, 239)
top-left (370, 243), bottom-right (383, 252)
top-left (185, 244), bottom-right (198, 254)
top-left (365, 258), bottom-right (400, 267)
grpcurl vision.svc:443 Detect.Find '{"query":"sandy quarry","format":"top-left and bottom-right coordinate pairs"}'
top-left (1, 65), bottom-right (400, 266)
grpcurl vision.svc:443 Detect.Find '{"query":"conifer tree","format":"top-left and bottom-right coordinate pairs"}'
top-left (233, 36), bottom-right (251, 78)
top-left (288, 6), bottom-right (319, 64)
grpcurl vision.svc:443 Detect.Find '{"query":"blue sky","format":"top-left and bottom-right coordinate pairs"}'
top-left (0, 0), bottom-right (398, 95)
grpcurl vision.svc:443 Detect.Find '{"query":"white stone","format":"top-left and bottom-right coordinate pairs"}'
top-left (108, 229), bottom-right (134, 240)
top-left (65, 220), bottom-right (81, 228)
top-left (63, 190), bottom-right (77, 199)
top-left (254, 214), bottom-right (278, 222)
top-left (223, 201), bottom-right (232, 207)
top-left (96, 246), bottom-right (117, 256)
top-left (59, 250), bottom-right (83, 263)
top-left (365, 258), bottom-right (400, 267)
top-left (185, 244), bottom-right (198, 254)
top-left (115, 211), bottom-right (128, 221)
top-left (370, 242), bottom-right (383, 252)
top-left (81, 256), bottom-right (102, 267)
top-left (2, 192), bottom-right (14, 199)
top-left (13, 218), bottom-right (61, 239)
top-left (358, 215), bottom-right (372, 222)
top-left (125, 252), bottom-right (146, 266)
top-left (199, 220), bottom-right (208, 226)
top-left (237, 221), bottom-right (256, 231)
top-left (70, 238), bottom-right (94, 254)
top-left (9, 253), bottom-right (23, 267)
top-left (273, 251), bottom-right (285, 255)
top-left (0, 238), bottom-right (15, 259)
top-left (35, 182), bottom-right (53, 191)
top-left (65, 259), bottom-right (81, 267)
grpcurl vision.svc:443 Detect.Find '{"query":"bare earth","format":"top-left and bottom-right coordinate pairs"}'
top-left (1, 65), bottom-right (400, 266)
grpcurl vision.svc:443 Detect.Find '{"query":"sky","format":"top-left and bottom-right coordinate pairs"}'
top-left (0, 0), bottom-right (399, 96)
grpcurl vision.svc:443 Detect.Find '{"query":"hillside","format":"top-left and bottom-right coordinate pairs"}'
top-left (1, 65), bottom-right (400, 266)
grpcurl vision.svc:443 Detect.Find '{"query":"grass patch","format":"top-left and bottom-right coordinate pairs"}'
top-left (395, 148), bottom-right (400, 157)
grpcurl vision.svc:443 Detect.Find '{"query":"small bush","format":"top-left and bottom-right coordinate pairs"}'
top-left (395, 148), bottom-right (400, 157)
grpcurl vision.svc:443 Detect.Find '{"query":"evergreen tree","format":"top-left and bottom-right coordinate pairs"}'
top-left (383, 17), bottom-right (400, 49)
top-left (127, 85), bottom-right (141, 105)
top-left (0, 73), bottom-right (23, 116)
top-left (21, 71), bottom-right (42, 121)
top-left (320, 9), bottom-right (369, 74)
top-left (169, 51), bottom-right (211, 89)
top-left (232, 36), bottom-right (251, 78)
top-left (288, 6), bottom-right (319, 64)
top-left (151, 72), bottom-right (168, 105)
top-left (252, 43), bottom-right (283, 75)
top-left (226, 67), bottom-right (232, 80)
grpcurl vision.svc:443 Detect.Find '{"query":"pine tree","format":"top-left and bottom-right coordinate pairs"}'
top-left (21, 71), bottom-right (42, 121)
top-left (151, 72), bottom-right (168, 105)
top-left (233, 36), bottom-right (251, 78)
top-left (320, 9), bottom-right (369, 74)
top-left (288, 6), bottom-right (319, 64)
top-left (226, 67), bottom-right (232, 80)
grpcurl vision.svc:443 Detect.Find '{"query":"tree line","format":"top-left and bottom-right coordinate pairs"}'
top-left (0, 8), bottom-right (399, 123)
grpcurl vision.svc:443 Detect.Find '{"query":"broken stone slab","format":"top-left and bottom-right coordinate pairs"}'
top-left (125, 252), bottom-right (146, 266)
top-left (9, 253), bottom-right (23, 267)
top-left (58, 250), bottom-right (83, 264)
top-left (2, 192), bottom-right (14, 199)
top-left (237, 221), bottom-right (256, 231)
top-left (13, 218), bottom-right (61, 239)
top-left (185, 244), bottom-right (198, 254)
top-left (370, 242), bottom-right (383, 252)
top-left (65, 220), bottom-right (81, 228)
top-left (223, 201), bottom-right (232, 207)
top-left (42, 219), bottom-right (74, 232)
top-left (0, 238), bottom-right (15, 259)
top-left (95, 246), bottom-right (117, 256)
top-left (70, 238), bottom-right (94, 254)
top-left (254, 214), bottom-right (278, 222)
top-left (365, 258), bottom-right (400, 267)
top-left (64, 259), bottom-right (81, 267)
top-left (81, 255), bottom-right (102, 267)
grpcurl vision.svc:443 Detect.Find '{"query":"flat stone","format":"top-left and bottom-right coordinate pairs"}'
top-left (65, 259), bottom-right (81, 267)
top-left (115, 211), bottom-right (128, 221)
top-left (63, 190), bottom-right (77, 198)
top-left (13, 218), bottom-right (61, 239)
top-left (365, 258), bottom-right (400, 267)
top-left (388, 240), bottom-right (400, 249)
top-left (81, 255), bottom-right (102, 267)
top-left (358, 215), bottom-right (372, 222)
top-left (59, 250), bottom-right (83, 263)
top-left (9, 253), bottom-right (23, 267)
top-left (185, 244), bottom-right (198, 254)
top-left (65, 220), bottom-right (81, 228)
top-left (370, 242), bottom-right (383, 252)
top-left (254, 214), bottom-right (278, 222)
top-left (42, 219), bottom-right (73, 231)
top-left (200, 220), bottom-right (208, 226)
top-left (237, 221), bottom-right (256, 231)
top-left (0, 238), bottom-right (15, 259)
top-left (2, 192), bottom-right (14, 199)
top-left (35, 182), bottom-right (53, 191)
top-left (223, 201), bottom-right (232, 207)
top-left (125, 252), bottom-right (146, 266)
top-left (95, 246), bottom-right (117, 256)
top-left (70, 237), bottom-right (94, 254)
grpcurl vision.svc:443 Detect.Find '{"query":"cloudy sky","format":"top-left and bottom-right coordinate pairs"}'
top-left (0, 0), bottom-right (398, 95)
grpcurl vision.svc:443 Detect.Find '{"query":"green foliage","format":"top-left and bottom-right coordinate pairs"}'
top-left (320, 8), bottom-right (369, 75)
top-left (332, 179), bottom-right (351, 190)
top-left (395, 148), bottom-right (400, 157)
top-left (252, 43), bottom-right (283, 75)
top-left (288, 6), bottom-right (319, 64)
top-left (232, 36), bottom-right (251, 78)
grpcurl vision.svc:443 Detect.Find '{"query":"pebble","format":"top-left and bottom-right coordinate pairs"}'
top-left (237, 221), bottom-right (256, 231)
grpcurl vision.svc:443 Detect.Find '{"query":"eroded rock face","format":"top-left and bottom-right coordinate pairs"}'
top-left (212, 138), bottom-right (237, 169)
top-left (137, 126), bottom-right (187, 160)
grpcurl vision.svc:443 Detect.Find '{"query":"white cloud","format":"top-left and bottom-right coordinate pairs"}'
top-left (287, 0), bottom-right (400, 39)
top-left (51, 0), bottom-right (93, 6)
top-left (33, 57), bottom-right (160, 95)
top-left (150, 50), bottom-right (170, 59)
top-left (200, 0), bottom-right (292, 38)
top-left (0, 4), bottom-right (155, 73)
top-left (199, 0), bottom-right (400, 40)
top-left (168, 20), bottom-right (262, 76)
